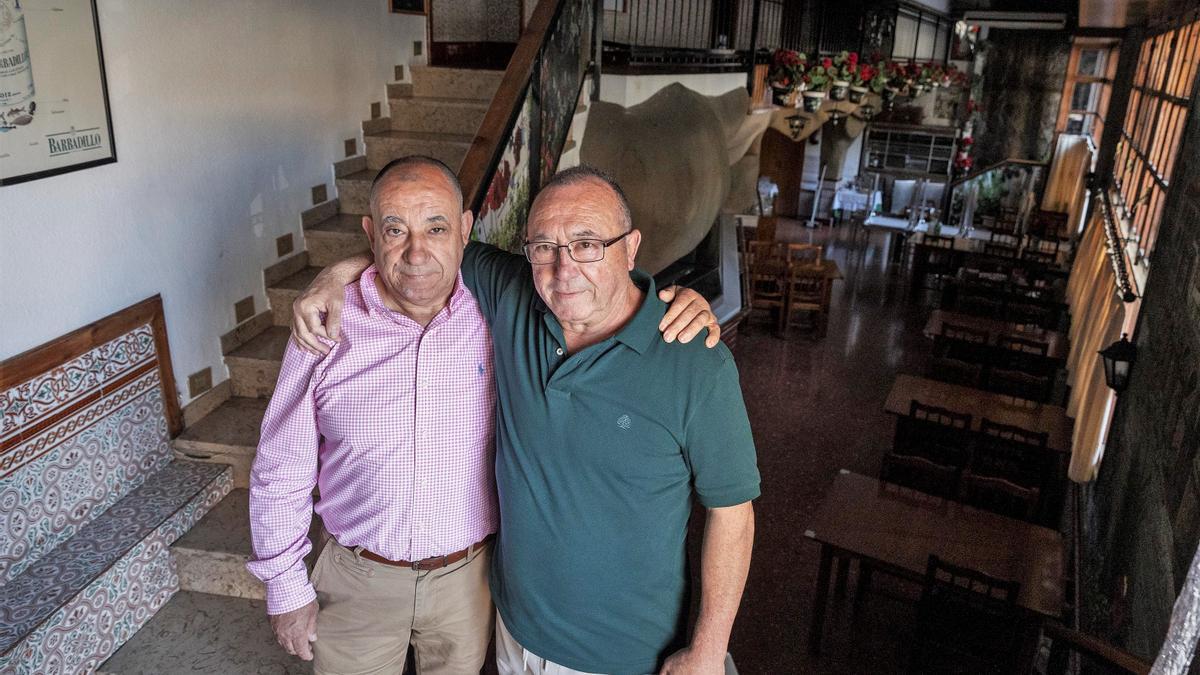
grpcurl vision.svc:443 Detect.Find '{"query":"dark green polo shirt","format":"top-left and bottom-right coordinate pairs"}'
top-left (461, 241), bottom-right (760, 675)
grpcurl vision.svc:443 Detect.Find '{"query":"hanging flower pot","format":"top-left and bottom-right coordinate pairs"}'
top-left (848, 85), bottom-right (869, 104)
top-left (771, 85), bottom-right (794, 107)
top-left (911, 83), bottom-right (926, 97)
top-left (830, 80), bottom-right (850, 101)
top-left (802, 90), bottom-right (826, 113)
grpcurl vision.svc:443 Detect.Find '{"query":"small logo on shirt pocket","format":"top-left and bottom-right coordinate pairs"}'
top-left (478, 363), bottom-right (486, 376)
top-left (617, 414), bottom-right (632, 430)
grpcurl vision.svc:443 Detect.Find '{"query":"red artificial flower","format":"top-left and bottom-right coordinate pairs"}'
top-left (848, 63), bottom-right (858, 74)
top-left (960, 136), bottom-right (974, 147)
top-left (822, 57), bottom-right (833, 69)
top-left (848, 52), bottom-right (859, 65)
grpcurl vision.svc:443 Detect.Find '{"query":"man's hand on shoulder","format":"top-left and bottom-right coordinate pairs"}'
top-left (270, 599), bottom-right (318, 661)
top-left (291, 254), bottom-right (371, 355)
top-left (658, 285), bottom-right (720, 348)
top-left (659, 645), bottom-right (725, 674)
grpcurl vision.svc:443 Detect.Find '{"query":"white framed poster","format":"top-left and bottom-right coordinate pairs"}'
top-left (0, 0), bottom-right (116, 186)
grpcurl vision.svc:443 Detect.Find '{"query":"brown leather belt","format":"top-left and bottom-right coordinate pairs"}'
top-left (358, 534), bottom-right (494, 571)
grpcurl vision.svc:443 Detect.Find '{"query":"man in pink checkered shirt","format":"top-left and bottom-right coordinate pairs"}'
top-left (248, 157), bottom-right (716, 674)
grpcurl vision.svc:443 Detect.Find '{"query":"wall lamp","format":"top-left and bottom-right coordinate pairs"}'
top-left (1099, 333), bottom-right (1137, 393)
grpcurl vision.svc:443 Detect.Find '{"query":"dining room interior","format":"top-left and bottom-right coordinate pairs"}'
top-left (2, 0), bottom-right (1199, 673)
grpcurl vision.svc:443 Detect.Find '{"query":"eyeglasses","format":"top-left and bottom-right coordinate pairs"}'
top-left (522, 231), bottom-right (631, 265)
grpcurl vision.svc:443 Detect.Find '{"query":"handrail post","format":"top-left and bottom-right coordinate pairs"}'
top-left (592, 0), bottom-right (602, 101)
top-left (746, 0), bottom-right (762, 95)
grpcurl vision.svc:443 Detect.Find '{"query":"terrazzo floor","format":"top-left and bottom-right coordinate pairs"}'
top-left (702, 219), bottom-right (938, 674)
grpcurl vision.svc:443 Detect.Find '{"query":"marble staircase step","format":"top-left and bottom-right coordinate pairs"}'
top-left (410, 64), bottom-right (503, 101)
top-left (174, 397), bottom-right (267, 488)
top-left (172, 488), bottom-right (262, 600)
top-left (388, 95), bottom-right (490, 135)
top-left (364, 129), bottom-right (473, 171)
top-left (97, 590), bottom-right (313, 674)
top-left (171, 488), bottom-right (325, 602)
top-left (267, 266), bottom-right (323, 327)
top-left (305, 213), bottom-right (370, 267)
top-left (387, 81), bottom-right (414, 99)
top-left (225, 326), bottom-right (289, 398)
top-left (334, 169), bottom-right (374, 216)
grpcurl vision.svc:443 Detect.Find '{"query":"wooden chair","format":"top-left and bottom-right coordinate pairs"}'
top-left (989, 231), bottom-right (1020, 248)
top-left (985, 366), bottom-right (1054, 403)
top-left (881, 452), bottom-right (960, 500)
top-left (1004, 301), bottom-right (1058, 330)
top-left (983, 242), bottom-right (1020, 259)
top-left (747, 241), bottom-right (787, 327)
top-left (918, 236), bottom-right (958, 291)
top-left (997, 335), bottom-right (1050, 356)
top-left (894, 401), bottom-right (973, 468)
top-left (1021, 248), bottom-right (1057, 265)
top-left (960, 472), bottom-right (1041, 522)
top-left (780, 268), bottom-right (828, 334)
top-left (1029, 209), bottom-right (1069, 240)
top-left (941, 322), bottom-right (989, 345)
top-left (783, 242), bottom-right (823, 267)
top-left (927, 353), bottom-right (985, 388)
top-left (955, 293), bottom-right (1004, 318)
top-left (910, 555), bottom-right (1024, 675)
top-left (969, 419), bottom-right (1049, 489)
top-left (755, 215), bottom-right (778, 242)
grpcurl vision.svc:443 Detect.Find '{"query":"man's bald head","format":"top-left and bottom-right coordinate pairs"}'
top-left (369, 155), bottom-right (463, 217)
top-left (531, 165), bottom-right (633, 233)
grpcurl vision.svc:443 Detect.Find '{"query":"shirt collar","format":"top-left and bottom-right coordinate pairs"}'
top-left (615, 269), bottom-right (662, 355)
top-left (360, 264), bottom-right (467, 324)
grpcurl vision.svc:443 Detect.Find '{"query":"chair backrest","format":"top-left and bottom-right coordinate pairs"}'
top-left (913, 555), bottom-right (1024, 674)
top-left (956, 293), bottom-right (1004, 318)
top-left (985, 366), bottom-right (1053, 403)
top-left (747, 240), bottom-right (785, 271)
top-left (881, 452), bottom-right (960, 500)
top-left (784, 243), bottom-right (822, 267)
top-left (984, 242), bottom-right (1020, 258)
top-left (895, 401), bottom-right (974, 467)
top-left (925, 234), bottom-right (956, 250)
top-left (997, 335), bottom-right (1049, 356)
top-left (1004, 301), bottom-right (1058, 330)
top-left (971, 418), bottom-right (1049, 486)
top-left (1030, 209), bottom-right (1069, 240)
top-left (941, 322), bottom-right (989, 344)
top-left (1021, 249), bottom-right (1057, 265)
top-left (989, 231), bottom-right (1020, 247)
top-left (927, 352), bottom-right (985, 388)
top-left (960, 472), bottom-right (1041, 521)
top-left (754, 215), bottom-right (778, 242)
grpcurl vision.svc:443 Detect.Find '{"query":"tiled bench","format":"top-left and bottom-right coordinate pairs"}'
top-left (1, 296), bottom-right (231, 674)
top-left (0, 461), bottom-right (230, 673)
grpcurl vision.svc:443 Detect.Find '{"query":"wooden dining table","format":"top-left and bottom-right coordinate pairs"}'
top-left (804, 470), bottom-right (1065, 654)
top-left (923, 309), bottom-right (1068, 361)
top-left (884, 374), bottom-right (1073, 453)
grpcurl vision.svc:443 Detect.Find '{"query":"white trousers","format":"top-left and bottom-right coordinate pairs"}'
top-left (494, 612), bottom-right (606, 675)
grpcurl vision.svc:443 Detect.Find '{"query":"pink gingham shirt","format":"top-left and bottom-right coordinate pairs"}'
top-left (247, 265), bottom-right (497, 615)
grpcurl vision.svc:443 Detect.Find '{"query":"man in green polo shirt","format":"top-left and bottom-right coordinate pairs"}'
top-left (293, 164), bottom-right (758, 674)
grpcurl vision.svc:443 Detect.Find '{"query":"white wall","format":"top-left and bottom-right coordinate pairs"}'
top-left (598, 72), bottom-right (747, 107)
top-left (0, 1), bottom-right (426, 403)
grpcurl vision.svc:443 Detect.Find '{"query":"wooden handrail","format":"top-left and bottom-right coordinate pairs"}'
top-left (1042, 621), bottom-right (1152, 674)
top-left (457, 0), bottom-right (570, 212)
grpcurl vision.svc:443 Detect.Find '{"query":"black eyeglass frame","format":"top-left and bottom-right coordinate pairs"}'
top-left (521, 230), bottom-right (632, 264)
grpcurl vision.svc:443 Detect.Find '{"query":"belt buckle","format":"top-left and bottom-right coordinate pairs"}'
top-left (413, 555), bottom-right (445, 571)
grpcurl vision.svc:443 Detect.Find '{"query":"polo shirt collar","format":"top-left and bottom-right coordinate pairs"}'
top-left (615, 269), bottom-right (661, 355)
top-left (360, 264), bottom-right (468, 323)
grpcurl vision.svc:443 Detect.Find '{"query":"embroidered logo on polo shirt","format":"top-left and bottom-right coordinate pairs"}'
top-left (617, 414), bottom-right (632, 430)
top-left (478, 363), bottom-right (486, 376)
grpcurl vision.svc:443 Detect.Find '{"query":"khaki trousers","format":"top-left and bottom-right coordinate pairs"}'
top-left (310, 539), bottom-right (493, 675)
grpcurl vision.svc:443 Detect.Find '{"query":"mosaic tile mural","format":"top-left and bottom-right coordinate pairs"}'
top-left (1, 325), bottom-right (172, 583)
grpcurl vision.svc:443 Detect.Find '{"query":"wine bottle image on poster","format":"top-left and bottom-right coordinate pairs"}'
top-left (0, 0), bottom-right (115, 185)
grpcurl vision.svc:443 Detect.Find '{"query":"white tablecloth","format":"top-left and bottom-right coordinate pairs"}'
top-left (832, 189), bottom-right (882, 215)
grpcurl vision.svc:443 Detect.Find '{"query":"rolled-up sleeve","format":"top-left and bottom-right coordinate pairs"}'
top-left (246, 338), bottom-right (325, 615)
